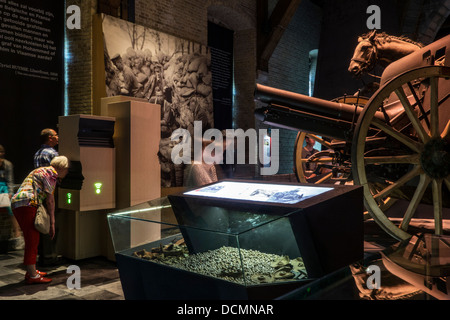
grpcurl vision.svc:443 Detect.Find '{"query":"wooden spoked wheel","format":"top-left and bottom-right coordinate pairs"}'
top-left (352, 66), bottom-right (450, 241)
top-left (293, 96), bottom-right (369, 184)
top-left (293, 131), bottom-right (335, 183)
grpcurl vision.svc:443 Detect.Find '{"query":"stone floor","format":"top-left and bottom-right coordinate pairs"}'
top-left (0, 218), bottom-right (400, 300)
top-left (0, 250), bottom-right (124, 300)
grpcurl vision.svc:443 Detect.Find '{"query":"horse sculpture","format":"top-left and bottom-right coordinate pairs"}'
top-left (348, 30), bottom-right (423, 77)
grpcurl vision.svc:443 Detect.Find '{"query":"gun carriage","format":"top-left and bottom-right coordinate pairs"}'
top-left (255, 33), bottom-right (450, 241)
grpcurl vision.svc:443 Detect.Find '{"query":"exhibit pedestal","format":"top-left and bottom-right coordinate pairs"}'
top-left (57, 115), bottom-right (116, 260)
top-left (115, 250), bottom-right (309, 300)
top-left (102, 97), bottom-right (161, 208)
top-left (103, 96), bottom-right (162, 251)
top-left (58, 209), bottom-right (115, 261)
top-left (58, 114), bottom-right (116, 211)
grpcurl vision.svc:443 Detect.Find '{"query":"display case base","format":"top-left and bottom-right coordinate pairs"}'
top-left (115, 252), bottom-right (310, 300)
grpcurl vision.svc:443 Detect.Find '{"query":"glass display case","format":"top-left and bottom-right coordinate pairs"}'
top-left (107, 180), bottom-right (364, 300)
top-left (108, 197), bottom-right (311, 299)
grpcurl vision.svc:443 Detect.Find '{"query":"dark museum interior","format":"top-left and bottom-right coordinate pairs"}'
top-left (0, 0), bottom-right (450, 304)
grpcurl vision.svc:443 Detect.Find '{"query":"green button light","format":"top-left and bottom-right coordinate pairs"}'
top-left (94, 182), bottom-right (102, 194)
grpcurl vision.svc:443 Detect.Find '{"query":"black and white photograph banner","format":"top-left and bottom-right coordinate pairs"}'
top-left (101, 14), bottom-right (214, 187)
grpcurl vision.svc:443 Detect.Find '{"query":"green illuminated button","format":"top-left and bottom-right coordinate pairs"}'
top-left (94, 182), bottom-right (102, 194)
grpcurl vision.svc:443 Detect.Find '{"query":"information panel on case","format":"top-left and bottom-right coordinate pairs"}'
top-left (184, 181), bottom-right (333, 204)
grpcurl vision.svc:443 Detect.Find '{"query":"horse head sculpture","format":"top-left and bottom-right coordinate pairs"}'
top-left (348, 30), bottom-right (423, 77)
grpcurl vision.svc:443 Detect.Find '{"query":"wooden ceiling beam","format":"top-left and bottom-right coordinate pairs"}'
top-left (257, 0), bottom-right (303, 71)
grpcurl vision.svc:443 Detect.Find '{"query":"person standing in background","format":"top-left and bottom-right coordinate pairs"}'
top-left (33, 128), bottom-right (62, 267)
top-left (34, 129), bottom-right (59, 168)
top-left (301, 135), bottom-right (319, 176)
top-left (0, 145), bottom-right (24, 250)
top-left (183, 139), bottom-right (219, 187)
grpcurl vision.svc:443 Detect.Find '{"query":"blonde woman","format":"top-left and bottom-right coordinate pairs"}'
top-left (11, 156), bottom-right (69, 284)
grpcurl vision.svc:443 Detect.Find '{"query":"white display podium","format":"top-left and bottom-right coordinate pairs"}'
top-left (103, 97), bottom-right (161, 249)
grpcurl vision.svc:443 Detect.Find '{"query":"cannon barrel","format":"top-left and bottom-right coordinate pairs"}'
top-left (254, 83), bottom-right (386, 140)
top-left (255, 83), bottom-right (385, 123)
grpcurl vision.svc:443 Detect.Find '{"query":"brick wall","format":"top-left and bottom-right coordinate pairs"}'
top-left (65, 0), bottom-right (97, 115)
top-left (258, 0), bottom-right (322, 174)
top-left (233, 28), bottom-right (257, 131)
top-left (417, 0), bottom-right (450, 44)
top-left (135, 0), bottom-right (207, 44)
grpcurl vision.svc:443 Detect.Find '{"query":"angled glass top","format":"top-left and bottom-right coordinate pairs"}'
top-left (107, 196), bottom-right (299, 235)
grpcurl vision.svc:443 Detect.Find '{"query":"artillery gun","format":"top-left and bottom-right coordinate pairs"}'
top-left (255, 34), bottom-right (450, 241)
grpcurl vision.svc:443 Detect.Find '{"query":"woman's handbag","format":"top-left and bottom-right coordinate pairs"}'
top-left (34, 205), bottom-right (50, 234)
top-left (0, 193), bottom-right (10, 207)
